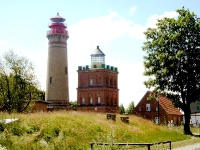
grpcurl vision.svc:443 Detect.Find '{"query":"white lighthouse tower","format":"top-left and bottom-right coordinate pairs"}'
top-left (45, 13), bottom-right (69, 109)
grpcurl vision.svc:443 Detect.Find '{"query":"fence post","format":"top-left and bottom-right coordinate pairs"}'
top-left (90, 142), bottom-right (94, 150)
top-left (147, 144), bottom-right (151, 150)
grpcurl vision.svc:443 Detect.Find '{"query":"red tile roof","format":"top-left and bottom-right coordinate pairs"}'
top-left (157, 93), bottom-right (183, 116)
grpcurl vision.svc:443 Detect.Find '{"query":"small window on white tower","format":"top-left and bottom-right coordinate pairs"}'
top-left (50, 77), bottom-right (52, 84)
top-left (98, 97), bottom-right (101, 104)
top-left (90, 79), bottom-right (93, 85)
top-left (65, 67), bottom-right (67, 74)
top-left (90, 97), bottom-right (93, 104)
top-left (82, 98), bottom-right (85, 104)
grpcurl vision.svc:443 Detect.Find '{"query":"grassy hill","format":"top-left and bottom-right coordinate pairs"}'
top-left (0, 111), bottom-right (194, 149)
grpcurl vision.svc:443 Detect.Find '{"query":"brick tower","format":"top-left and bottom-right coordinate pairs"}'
top-left (45, 13), bottom-right (69, 109)
top-left (77, 46), bottom-right (119, 113)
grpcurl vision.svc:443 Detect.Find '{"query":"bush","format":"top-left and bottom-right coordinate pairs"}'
top-left (25, 124), bottom-right (40, 134)
top-left (119, 104), bottom-right (125, 114)
top-left (8, 122), bottom-right (24, 136)
top-left (0, 123), bottom-right (6, 132)
top-left (125, 101), bottom-right (134, 114)
top-left (41, 125), bottom-right (60, 142)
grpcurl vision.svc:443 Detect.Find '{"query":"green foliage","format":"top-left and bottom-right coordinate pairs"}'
top-left (0, 112), bottom-right (191, 149)
top-left (25, 124), bottom-right (40, 134)
top-left (69, 101), bottom-right (77, 110)
top-left (0, 50), bottom-right (43, 113)
top-left (41, 125), bottom-right (60, 142)
top-left (125, 101), bottom-right (134, 114)
top-left (0, 122), bottom-right (5, 132)
top-left (119, 103), bottom-right (125, 114)
top-left (143, 7), bottom-right (200, 134)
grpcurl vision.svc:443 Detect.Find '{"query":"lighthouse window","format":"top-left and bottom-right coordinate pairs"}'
top-left (50, 77), bottom-right (52, 84)
top-left (65, 67), bottom-right (68, 74)
top-left (92, 56), bottom-right (105, 63)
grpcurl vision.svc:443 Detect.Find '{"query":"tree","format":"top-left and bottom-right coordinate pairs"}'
top-left (126, 101), bottom-right (134, 114)
top-left (70, 101), bottom-right (77, 110)
top-left (119, 103), bottom-right (125, 114)
top-left (0, 50), bottom-right (41, 113)
top-left (142, 7), bottom-right (200, 135)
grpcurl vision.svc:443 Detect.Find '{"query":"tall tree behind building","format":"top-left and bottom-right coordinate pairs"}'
top-left (0, 50), bottom-right (42, 113)
top-left (126, 101), bottom-right (134, 114)
top-left (119, 103), bottom-right (125, 114)
top-left (142, 7), bottom-right (200, 135)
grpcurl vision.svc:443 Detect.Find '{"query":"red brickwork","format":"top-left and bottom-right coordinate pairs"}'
top-left (134, 91), bottom-right (183, 125)
top-left (77, 68), bottom-right (119, 113)
top-left (32, 101), bottom-right (50, 112)
top-left (76, 106), bottom-right (119, 113)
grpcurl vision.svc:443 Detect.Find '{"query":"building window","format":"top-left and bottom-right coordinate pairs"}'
top-left (110, 79), bottom-right (112, 86)
top-left (197, 105), bottom-right (200, 110)
top-left (49, 77), bottom-right (52, 84)
top-left (82, 98), bottom-right (85, 104)
top-left (174, 117), bottom-right (177, 125)
top-left (155, 117), bottom-right (160, 124)
top-left (91, 56), bottom-right (105, 63)
top-left (97, 77), bottom-right (101, 85)
top-left (90, 97), bottom-right (93, 104)
top-left (65, 67), bottom-right (67, 74)
top-left (90, 79), bottom-right (93, 86)
top-left (146, 104), bottom-right (151, 111)
top-left (156, 107), bottom-right (158, 111)
top-left (139, 107), bottom-right (141, 111)
top-left (98, 97), bottom-right (101, 104)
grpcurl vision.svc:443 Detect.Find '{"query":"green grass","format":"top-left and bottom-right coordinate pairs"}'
top-left (0, 111), bottom-right (195, 149)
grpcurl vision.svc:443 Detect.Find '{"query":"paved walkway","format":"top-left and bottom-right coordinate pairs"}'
top-left (173, 142), bottom-right (200, 150)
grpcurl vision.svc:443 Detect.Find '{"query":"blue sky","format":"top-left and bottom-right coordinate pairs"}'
top-left (0, 0), bottom-right (200, 108)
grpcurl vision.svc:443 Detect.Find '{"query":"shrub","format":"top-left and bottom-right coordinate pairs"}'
top-left (8, 122), bottom-right (24, 136)
top-left (41, 125), bottom-right (60, 142)
top-left (0, 123), bottom-right (5, 132)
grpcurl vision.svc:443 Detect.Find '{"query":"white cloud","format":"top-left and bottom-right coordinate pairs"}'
top-left (146, 11), bottom-right (178, 29)
top-left (68, 11), bottom-right (133, 48)
top-left (35, 10), bottom-right (179, 107)
top-left (128, 11), bottom-right (179, 40)
top-left (117, 61), bottom-right (148, 107)
top-left (0, 40), bottom-right (8, 47)
top-left (129, 6), bottom-right (137, 16)
top-left (128, 24), bottom-right (146, 40)
top-left (63, 10), bottom-right (179, 105)
top-left (69, 10), bottom-right (179, 46)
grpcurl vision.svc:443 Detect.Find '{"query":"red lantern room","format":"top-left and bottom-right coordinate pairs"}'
top-left (46, 13), bottom-right (69, 37)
